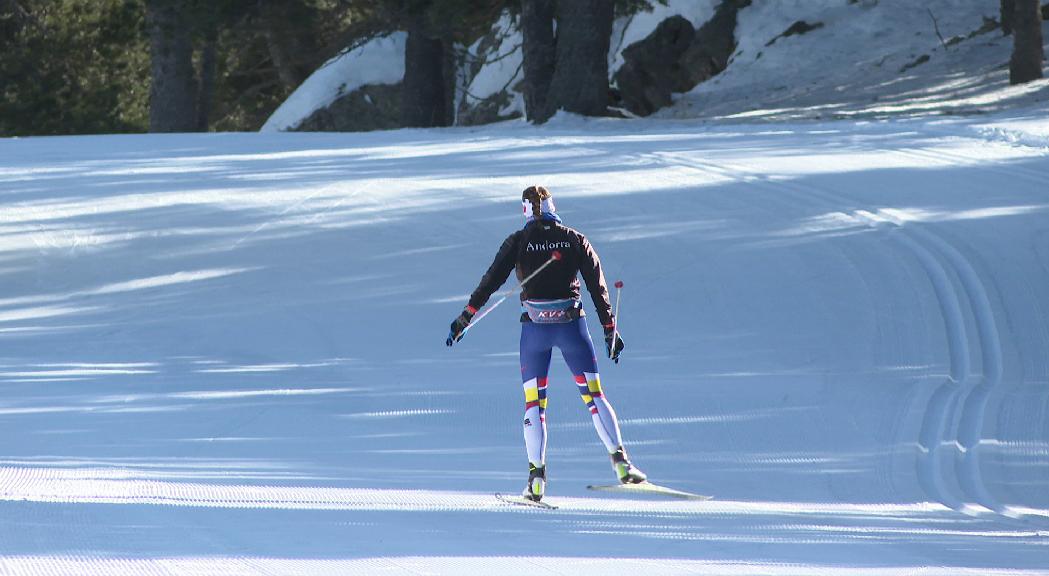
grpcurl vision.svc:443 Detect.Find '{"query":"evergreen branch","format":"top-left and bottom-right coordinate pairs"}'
top-left (927, 8), bottom-right (949, 50)
top-left (455, 40), bottom-right (522, 66)
top-left (458, 58), bottom-right (523, 103)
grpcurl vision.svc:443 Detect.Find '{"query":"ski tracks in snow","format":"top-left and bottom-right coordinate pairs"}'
top-left (855, 207), bottom-right (1005, 517)
top-left (645, 141), bottom-right (1040, 527)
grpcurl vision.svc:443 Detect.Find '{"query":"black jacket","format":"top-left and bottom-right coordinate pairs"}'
top-left (468, 219), bottom-right (614, 327)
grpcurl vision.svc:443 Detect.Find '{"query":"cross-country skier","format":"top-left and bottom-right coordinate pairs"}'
top-left (446, 185), bottom-right (646, 502)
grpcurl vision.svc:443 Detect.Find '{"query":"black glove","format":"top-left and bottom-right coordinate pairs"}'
top-left (603, 324), bottom-right (625, 363)
top-left (446, 307), bottom-right (475, 346)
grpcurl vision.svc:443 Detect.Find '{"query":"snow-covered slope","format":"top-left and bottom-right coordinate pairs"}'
top-left (2, 109), bottom-right (1049, 574)
top-left (667, 0), bottom-right (1049, 120)
top-left (263, 0), bottom-right (720, 130)
top-left (263, 0), bottom-right (1049, 131)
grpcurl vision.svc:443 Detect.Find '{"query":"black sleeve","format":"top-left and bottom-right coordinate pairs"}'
top-left (577, 232), bottom-right (614, 327)
top-left (468, 231), bottom-right (520, 311)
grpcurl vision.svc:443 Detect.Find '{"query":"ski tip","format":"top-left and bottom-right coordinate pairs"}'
top-left (614, 280), bottom-right (624, 288)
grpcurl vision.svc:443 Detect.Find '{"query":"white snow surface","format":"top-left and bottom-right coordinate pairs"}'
top-left (667, 0), bottom-right (1049, 121)
top-left (3, 109), bottom-right (1049, 574)
top-left (260, 33), bottom-right (407, 132)
top-left (462, 13), bottom-right (525, 118)
top-left (7, 2), bottom-right (1049, 573)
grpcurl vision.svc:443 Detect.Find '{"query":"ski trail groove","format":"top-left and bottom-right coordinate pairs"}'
top-left (854, 210), bottom-right (970, 514)
top-left (709, 149), bottom-right (1018, 522)
top-left (754, 171), bottom-right (1007, 520)
top-left (656, 146), bottom-right (1019, 522)
top-left (904, 224), bottom-right (1005, 516)
top-left (644, 150), bottom-right (956, 510)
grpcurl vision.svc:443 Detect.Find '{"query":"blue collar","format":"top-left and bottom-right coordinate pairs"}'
top-left (525, 212), bottom-right (562, 226)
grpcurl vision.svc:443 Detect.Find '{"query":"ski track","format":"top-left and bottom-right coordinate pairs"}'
top-left (2, 120), bottom-right (1049, 574)
top-left (773, 166), bottom-right (1013, 522)
top-left (649, 138), bottom-right (1046, 529)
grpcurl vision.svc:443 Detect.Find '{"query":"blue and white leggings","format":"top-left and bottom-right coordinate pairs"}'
top-left (519, 317), bottom-right (624, 467)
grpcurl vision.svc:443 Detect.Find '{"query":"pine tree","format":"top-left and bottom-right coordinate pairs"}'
top-left (1009, 0), bottom-right (1044, 84)
top-left (543, 0), bottom-right (614, 120)
top-left (146, 0), bottom-right (198, 132)
top-left (401, 14), bottom-right (454, 127)
top-left (0, 0), bottom-right (150, 136)
top-left (258, 0), bottom-right (322, 92)
top-left (521, 0), bottom-right (555, 122)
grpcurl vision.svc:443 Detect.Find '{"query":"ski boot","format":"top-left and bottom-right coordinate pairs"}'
top-left (522, 463), bottom-right (546, 502)
top-left (611, 447), bottom-right (647, 484)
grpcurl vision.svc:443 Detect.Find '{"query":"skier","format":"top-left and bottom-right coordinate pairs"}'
top-left (446, 185), bottom-right (646, 502)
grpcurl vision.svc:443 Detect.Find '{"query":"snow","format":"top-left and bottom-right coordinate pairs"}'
top-left (666, 0), bottom-right (1049, 120)
top-left (5, 2), bottom-right (1049, 574)
top-left (464, 14), bottom-right (522, 102)
top-left (262, 0), bottom-right (1048, 130)
top-left (3, 109), bottom-right (1049, 574)
top-left (266, 1), bottom-right (720, 129)
top-left (460, 13), bottom-right (526, 119)
top-left (610, 0), bottom-right (719, 75)
top-left (260, 33), bottom-right (407, 132)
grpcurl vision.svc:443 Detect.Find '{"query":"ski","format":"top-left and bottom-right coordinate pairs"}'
top-left (495, 493), bottom-right (559, 510)
top-left (586, 482), bottom-right (712, 501)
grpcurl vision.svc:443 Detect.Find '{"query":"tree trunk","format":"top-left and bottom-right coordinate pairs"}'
top-left (258, 0), bottom-right (319, 92)
top-left (1002, 0), bottom-right (1015, 35)
top-left (1010, 0), bottom-right (1044, 84)
top-left (543, 0), bottom-right (614, 121)
top-left (146, 0), bottom-right (197, 132)
top-left (196, 29), bottom-right (217, 131)
top-left (521, 0), bottom-right (556, 123)
top-left (401, 21), bottom-right (453, 128)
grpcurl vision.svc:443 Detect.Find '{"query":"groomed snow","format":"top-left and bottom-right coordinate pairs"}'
top-left (6, 1), bottom-right (1049, 573)
top-left (2, 109), bottom-right (1049, 574)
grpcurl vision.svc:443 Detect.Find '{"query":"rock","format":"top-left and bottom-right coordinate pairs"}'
top-left (765, 20), bottom-right (825, 47)
top-left (614, 1), bottom-right (750, 117)
top-left (614, 16), bottom-right (697, 116)
top-left (899, 54), bottom-right (930, 73)
top-left (293, 84), bottom-right (402, 132)
top-left (681, 0), bottom-right (750, 88)
top-left (457, 87), bottom-right (523, 126)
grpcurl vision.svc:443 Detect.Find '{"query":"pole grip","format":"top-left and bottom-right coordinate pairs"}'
top-left (610, 280), bottom-right (623, 361)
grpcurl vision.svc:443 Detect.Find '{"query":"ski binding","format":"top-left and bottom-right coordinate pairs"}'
top-left (495, 493), bottom-right (558, 509)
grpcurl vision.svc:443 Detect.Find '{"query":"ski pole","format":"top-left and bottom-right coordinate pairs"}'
top-left (461, 251), bottom-right (562, 337)
top-left (610, 280), bottom-right (623, 361)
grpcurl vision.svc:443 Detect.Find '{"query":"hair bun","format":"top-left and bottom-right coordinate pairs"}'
top-left (522, 185), bottom-right (551, 221)
top-left (522, 185), bottom-right (550, 202)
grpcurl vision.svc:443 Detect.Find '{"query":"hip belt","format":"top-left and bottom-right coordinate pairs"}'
top-left (521, 298), bottom-right (584, 324)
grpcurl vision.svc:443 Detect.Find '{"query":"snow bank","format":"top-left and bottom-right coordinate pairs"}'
top-left (664, 0), bottom-right (1049, 120)
top-left (460, 13), bottom-right (525, 120)
top-left (973, 104), bottom-right (1049, 147)
top-left (260, 33), bottom-right (407, 132)
top-left (263, 0), bottom-right (1049, 129)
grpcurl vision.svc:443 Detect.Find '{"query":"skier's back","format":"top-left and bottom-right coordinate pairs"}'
top-left (447, 185), bottom-right (644, 502)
